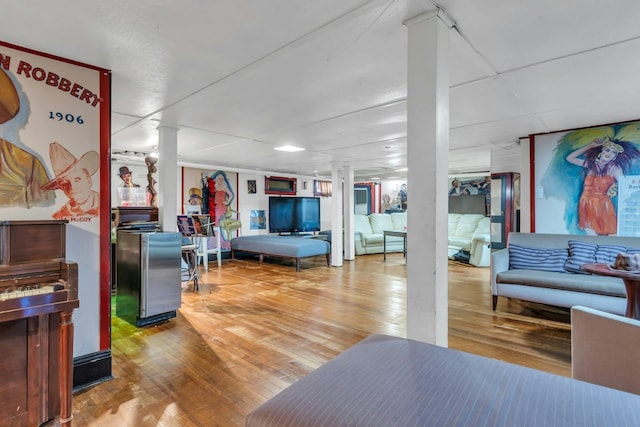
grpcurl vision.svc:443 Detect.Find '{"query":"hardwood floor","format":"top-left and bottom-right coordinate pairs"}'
top-left (72, 254), bottom-right (571, 426)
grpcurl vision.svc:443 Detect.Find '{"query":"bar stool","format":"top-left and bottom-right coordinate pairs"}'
top-left (177, 215), bottom-right (202, 291)
top-left (181, 241), bottom-right (199, 291)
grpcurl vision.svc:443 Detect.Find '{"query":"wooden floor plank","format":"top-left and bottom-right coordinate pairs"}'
top-left (72, 256), bottom-right (571, 426)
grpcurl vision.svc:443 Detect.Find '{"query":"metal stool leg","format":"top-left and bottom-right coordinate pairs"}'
top-left (182, 246), bottom-right (199, 291)
top-left (189, 249), bottom-right (199, 291)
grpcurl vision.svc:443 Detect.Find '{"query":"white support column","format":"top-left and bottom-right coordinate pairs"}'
top-left (343, 165), bottom-right (355, 260)
top-left (404, 10), bottom-right (452, 346)
top-left (157, 126), bottom-right (179, 232)
top-left (331, 163), bottom-right (343, 267)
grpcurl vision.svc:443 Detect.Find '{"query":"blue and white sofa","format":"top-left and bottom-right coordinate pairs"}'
top-left (491, 232), bottom-right (640, 314)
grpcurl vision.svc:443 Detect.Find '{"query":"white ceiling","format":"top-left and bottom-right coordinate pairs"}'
top-left (4, 0), bottom-right (640, 181)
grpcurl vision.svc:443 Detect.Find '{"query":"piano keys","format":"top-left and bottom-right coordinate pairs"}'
top-left (0, 282), bottom-right (64, 301)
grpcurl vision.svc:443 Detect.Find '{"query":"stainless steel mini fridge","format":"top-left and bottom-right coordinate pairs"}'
top-left (116, 230), bottom-right (182, 327)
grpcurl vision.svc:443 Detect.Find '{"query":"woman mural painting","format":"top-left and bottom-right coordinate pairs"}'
top-left (566, 136), bottom-right (640, 235)
top-left (204, 171), bottom-right (241, 247)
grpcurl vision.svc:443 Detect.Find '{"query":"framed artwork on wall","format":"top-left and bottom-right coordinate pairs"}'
top-left (0, 38), bottom-right (113, 382)
top-left (182, 169), bottom-right (240, 250)
top-left (531, 119), bottom-right (640, 236)
top-left (247, 179), bottom-right (257, 194)
top-left (250, 210), bottom-right (266, 229)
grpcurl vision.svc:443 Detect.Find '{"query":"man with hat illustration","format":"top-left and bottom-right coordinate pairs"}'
top-left (188, 187), bottom-right (202, 207)
top-left (41, 142), bottom-right (100, 219)
top-left (0, 68), bottom-right (55, 208)
top-left (118, 166), bottom-right (139, 187)
top-left (117, 165), bottom-right (141, 205)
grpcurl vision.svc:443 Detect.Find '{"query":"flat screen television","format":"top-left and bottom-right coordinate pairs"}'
top-left (269, 196), bottom-right (321, 234)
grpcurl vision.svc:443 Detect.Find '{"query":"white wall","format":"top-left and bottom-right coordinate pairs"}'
top-left (183, 142), bottom-right (530, 238)
top-left (233, 173), bottom-right (333, 235)
top-left (490, 138), bottom-right (531, 232)
top-left (490, 140), bottom-right (522, 174)
top-left (238, 172), bottom-right (268, 236)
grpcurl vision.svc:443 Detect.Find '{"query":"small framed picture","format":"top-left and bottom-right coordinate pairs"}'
top-left (247, 179), bottom-right (257, 194)
top-left (250, 210), bottom-right (266, 229)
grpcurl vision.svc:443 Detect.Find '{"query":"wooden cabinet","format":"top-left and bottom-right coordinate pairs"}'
top-left (490, 173), bottom-right (519, 250)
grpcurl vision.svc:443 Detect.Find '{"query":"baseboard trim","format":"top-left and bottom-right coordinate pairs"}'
top-left (73, 350), bottom-right (113, 392)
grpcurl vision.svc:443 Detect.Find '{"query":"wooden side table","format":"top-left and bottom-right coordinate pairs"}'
top-left (383, 230), bottom-right (407, 261)
top-left (581, 263), bottom-right (640, 320)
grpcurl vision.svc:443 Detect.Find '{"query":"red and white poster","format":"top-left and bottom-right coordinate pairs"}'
top-left (0, 40), bottom-right (111, 355)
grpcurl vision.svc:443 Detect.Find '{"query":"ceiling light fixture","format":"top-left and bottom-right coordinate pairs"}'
top-left (274, 145), bottom-right (305, 152)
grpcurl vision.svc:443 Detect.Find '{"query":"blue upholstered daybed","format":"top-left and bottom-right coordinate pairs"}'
top-left (230, 235), bottom-right (330, 271)
top-left (246, 334), bottom-right (640, 426)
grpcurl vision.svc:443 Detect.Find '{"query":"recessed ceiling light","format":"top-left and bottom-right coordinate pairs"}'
top-left (274, 145), bottom-right (305, 152)
top-left (396, 168), bottom-right (408, 172)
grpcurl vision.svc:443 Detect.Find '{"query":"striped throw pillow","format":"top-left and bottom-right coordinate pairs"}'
top-left (563, 240), bottom-right (597, 274)
top-left (509, 244), bottom-right (568, 273)
top-left (595, 244), bottom-right (627, 264)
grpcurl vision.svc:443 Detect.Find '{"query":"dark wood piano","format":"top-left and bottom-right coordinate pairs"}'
top-left (0, 220), bottom-right (79, 427)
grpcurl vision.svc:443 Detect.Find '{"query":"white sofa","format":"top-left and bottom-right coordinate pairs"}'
top-left (448, 213), bottom-right (491, 267)
top-left (353, 212), bottom-right (490, 267)
top-left (354, 213), bottom-right (406, 255)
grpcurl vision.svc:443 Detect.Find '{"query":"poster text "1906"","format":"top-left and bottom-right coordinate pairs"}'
top-left (49, 112), bottom-right (84, 124)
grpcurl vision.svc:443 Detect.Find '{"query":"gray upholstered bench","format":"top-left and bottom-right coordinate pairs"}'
top-left (230, 235), bottom-right (330, 271)
top-left (247, 334), bottom-right (640, 426)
